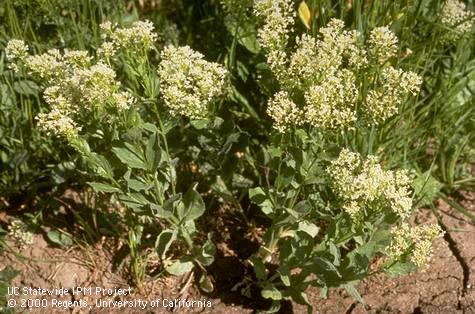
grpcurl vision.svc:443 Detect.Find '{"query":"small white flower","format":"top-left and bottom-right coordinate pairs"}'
top-left (100, 20), bottom-right (158, 55)
top-left (253, 0), bottom-right (295, 79)
top-left (304, 69), bottom-right (358, 129)
top-left (100, 21), bottom-right (114, 34)
top-left (158, 45), bottom-right (228, 119)
top-left (97, 42), bottom-right (116, 60)
top-left (63, 50), bottom-right (91, 68)
top-left (387, 223), bottom-right (444, 269)
top-left (8, 219), bottom-right (34, 247)
top-left (441, 0), bottom-right (474, 42)
top-left (254, 0), bottom-right (295, 51)
top-left (368, 26), bottom-right (398, 65)
top-left (253, 15), bottom-right (421, 130)
top-left (24, 50), bottom-right (64, 79)
top-left (36, 108), bottom-right (81, 139)
top-left (266, 91), bottom-right (302, 132)
top-left (5, 39), bottom-right (29, 71)
top-left (364, 66), bottom-right (422, 125)
top-left (327, 149), bottom-right (414, 220)
top-left (113, 91), bottom-right (136, 111)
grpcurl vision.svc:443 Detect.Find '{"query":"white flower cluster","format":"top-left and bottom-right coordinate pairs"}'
top-left (8, 219), bottom-right (34, 247)
top-left (304, 69), bottom-right (358, 129)
top-left (158, 45), bottom-right (228, 119)
top-left (63, 49), bottom-right (92, 68)
top-left (36, 108), bottom-right (81, 139)
top-left (252, 6), bottom-right (422, 132)
top-left (368, 26), bottom-right (398, 65)
top-left (5, 39), bottom-right (29, 71)
top-left (315, 19), bottom-right (368, 75)
top-left (22, 49), bottom-right (65, 79)
top-left (253, 0), bottom-right (295, 81)
top-left (65, 63), bottom-right (122, 111)
top-left (366, 67), bottom-right (422, 124)
top-left (327, 149), bottom-right (443, 269)
top-left (99, 20), bottom-right (158, 58)
top-left (253, 0), bottom-right (294, 51)
top-left (6, 45), bottom-right (93, 79)
top-left (266, 91), bottom-right (302, 132)
top-left (5, 39), bottom-right (136, 139)
top-left (327, 149), bottom-right (413, 220)
top-left (387, 223), bottom-right (444, 269)
top-left (441, 0), bottom-right (474, 42)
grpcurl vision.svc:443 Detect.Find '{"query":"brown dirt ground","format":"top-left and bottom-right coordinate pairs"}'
top-left (1, 193), bottom-right (474, 314)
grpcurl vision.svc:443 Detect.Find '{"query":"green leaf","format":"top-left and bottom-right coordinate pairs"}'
top-left (329, 242), bottom-right (341, 266)
top-left (320, 286), bottom-right (328, 299)
top-left (199, 273), bottom-right (214, 293)
top-left (230, 86), bottom-right (260, 120)
top-left (126, 178), bottom-right (150, 192)
top-left (261, 284), bottom-right (282, 301)
top-left (249, 187), bottom-right (274, 215)
top-left (52, 161), bottom-right (76, 184)
top-left (384, 260), bottom-right (417, 277)
top-left (287, 288), bottom-right (312, 311)
top-left (94, 155), bottom-right (114, 179)
top-left (142, 123), bottom-right (159, 132)
top-left (145, 132), bottom-right (160, 172)
top-left (298, 221), bottom-right (319, 238)
top-left (180, 188), bottom-right (205, 221)
top-left (80, 151), bottom-right (114, 180)
top-left (224, 15), bottom-right (260, 54)
top-left (47, 230), bottom-right (73, 247)
top-left (155, 229), bottom-right (176, 258)
top-left (112, 144), bottom-right (146, 169)
top-left (0, 266), bottom-right (19, 282)
top-left (311, 256), bottom-right (342, 278)
top-left (118, 193), bottom-right (149, 210)
top-left (149, 203), bottom-right (173, 219)
top-left (211, 176), bottom-right (233, 198)
top-left (294, 200), bottom-right (312, 216)
top-left (413, 172), bottom-right (443, 207)
top-left (88, 182), bottom-right (121, 193)
top-left (278, 265), bottom-right (291, 286)
top-left (267, 302), bottom-right (282, 314)
top-left (13, 80), bottom-right (39, 95)
top-left (351, 227), bottom-right (391, 261)
top-left (166, 260), bottom-right (194, 276)
top-left (236, 60), bottom-right (250, 81)
top-left (275, 166), bottom-right (295, 189)
top-left (249, 256), bottom-right (267, 280)
top-left (343, 283), bottom-right (364, 304)
top-left (197, 235), bottom-right (216, 266)
top-left (232, 173), bottom-right (253, 188)
top-left (181, 219), bottom-right (197, 235)
top-left (190, 119), bottom-right (209, 129)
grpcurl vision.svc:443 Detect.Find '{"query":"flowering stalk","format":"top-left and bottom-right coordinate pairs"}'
top-left (327, 149), bottom-right (413, 221)
top-left (440, 0), bottom-right (474, 42)
top-left (245, 3), bottom-right (441, 306)
top-left (158, 45), bottom-right (228, 120)
top-left (5, 19), bottom-right (227, 287)
top-left (252, 5), bottom-right (423, 132)
top-left (386, 223), bottom-right (444, 270)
